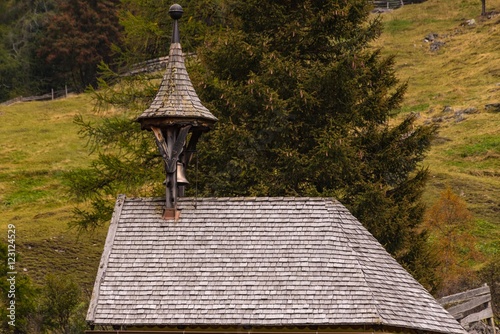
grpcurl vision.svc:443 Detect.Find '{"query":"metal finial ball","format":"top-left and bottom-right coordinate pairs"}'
top-left (169, 4), bottom-right (183, 20)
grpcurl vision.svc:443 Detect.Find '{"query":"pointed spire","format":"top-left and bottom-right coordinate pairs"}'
top-left (136, 4), bottom-right (217, 219)
top-left (136, 4), bottom-right (217, 130)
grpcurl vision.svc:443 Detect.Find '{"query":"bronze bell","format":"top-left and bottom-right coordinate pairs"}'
top-left (176, 162), bottom-right (189, 185)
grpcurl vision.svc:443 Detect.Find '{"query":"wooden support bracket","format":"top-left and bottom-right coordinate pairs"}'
top-left (151, 125), bottom-right (191, 173)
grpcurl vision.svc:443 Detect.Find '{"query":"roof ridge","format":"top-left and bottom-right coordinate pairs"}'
top-left (124, 196), bottom-right (337, 202)
top-left (325, 201), bottom-right (385, 325)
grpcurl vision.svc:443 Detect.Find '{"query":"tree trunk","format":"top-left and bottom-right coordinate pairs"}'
top-left (482, 0), bottom-right (486, 16)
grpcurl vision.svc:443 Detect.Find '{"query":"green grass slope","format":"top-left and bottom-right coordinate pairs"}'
top-left (0, 0), bottom-right (498, 292)
top-left (0, 94), bottom-right (107, 290)
top-left (372, 0), bottom-right (500, 260)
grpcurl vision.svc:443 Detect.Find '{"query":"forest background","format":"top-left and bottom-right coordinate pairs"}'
top-left (0, 0), bottom-right (499, 333)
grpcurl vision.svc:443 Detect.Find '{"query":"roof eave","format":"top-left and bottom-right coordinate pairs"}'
top-left (136, 116), bottom-right (216, 131)
top-left (84, 322), bottom-right (463, 334)
top-left (86, 195), bottom-right (126, 323)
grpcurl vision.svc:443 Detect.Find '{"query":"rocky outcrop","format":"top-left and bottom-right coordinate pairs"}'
top-left (425, 106), bottom-right (479, 124)
top-left (485, 103), bottom-right (500, 112)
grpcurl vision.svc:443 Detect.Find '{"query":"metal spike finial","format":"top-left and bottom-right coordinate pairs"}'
top-left (169, 4), bottom-right (183, 43)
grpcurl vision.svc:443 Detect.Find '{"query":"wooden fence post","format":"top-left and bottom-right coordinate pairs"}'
top-left (438, 283), bottom-right (496, 331)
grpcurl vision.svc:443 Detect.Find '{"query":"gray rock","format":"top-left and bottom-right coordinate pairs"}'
top-left (424, 33), bottom-right (438, 42)
top-left (485, 103), bottom-right (500, 112)
top-left (430, 41), bottom-right (445, 52)
top-left (443, 105), bottom-right (454, 113)
top-left (454, 113), bottom-right (465, 122)
top-left (462, 107), bottom-right (478, 114)
top-left (461, 19), bottom-right (476, 26)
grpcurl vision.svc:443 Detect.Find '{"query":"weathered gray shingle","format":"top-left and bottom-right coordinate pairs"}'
top-left (136, 43), bottom-right (217, 125)
top-left (87, 196), bottom-right (466, 334)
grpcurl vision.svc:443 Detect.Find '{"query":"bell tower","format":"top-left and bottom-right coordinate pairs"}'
top-left (136, 4), bottom-right (217, 219)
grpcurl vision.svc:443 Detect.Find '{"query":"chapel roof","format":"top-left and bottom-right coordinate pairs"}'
top-left (87, 196), bottom-right (466, 334)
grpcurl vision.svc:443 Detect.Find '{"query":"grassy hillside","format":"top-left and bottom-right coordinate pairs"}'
top-left (0, 94), bottom-right (107, 291)
top-left (0, 0), bottom-right (498, 292)
top-left (375, 0), bottom-right (500, 110)
top-left (372, 0), bottom-right (500, 259)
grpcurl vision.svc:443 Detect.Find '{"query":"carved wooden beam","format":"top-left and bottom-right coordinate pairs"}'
top-left (167, 125), bottom-right (191, 172)
top-left (151, 125), bottom-right (192, 173)
top-left (151, 127), bottom-right (169, 162)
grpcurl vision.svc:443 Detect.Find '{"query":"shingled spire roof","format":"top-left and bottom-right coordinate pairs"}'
top-left (136, 4), bottom-right (217, 130)
top-left (135, 4), bottom-right (217, 217)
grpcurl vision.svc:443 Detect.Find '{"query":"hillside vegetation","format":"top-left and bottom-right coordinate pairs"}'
top-left (0, 95), bottom-right (107, 291)
top-left (372, 0), bottom-right (500, 260)
top-left (0, 0), bottom-right (498, 293)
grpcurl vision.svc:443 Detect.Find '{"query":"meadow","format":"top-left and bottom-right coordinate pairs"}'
top-left (0, 95), bottom-right (107, 290)
top-left (373, 0), bottom-right (500, 259)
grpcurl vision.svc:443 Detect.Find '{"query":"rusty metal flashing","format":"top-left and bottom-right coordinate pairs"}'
top-left (163, 207), bottom-right (181, 220)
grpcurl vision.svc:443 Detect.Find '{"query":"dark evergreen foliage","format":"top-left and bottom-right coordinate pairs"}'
top-left (0, 0), bottom-right (122, 99)
top-left (480, 257), bottom-right (500, 318)
top-left (117, 0), bottom-right (227, 65)
top-left (0, 0), bottom-right (56, 100)
top-left (192, 0), bottom-right (439, 289)
top-left (67, 0), bottom-right (439, 290)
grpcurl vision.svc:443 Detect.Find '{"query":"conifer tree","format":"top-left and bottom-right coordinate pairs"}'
top-left (68, 0), bottom-right (439, 289)
top-left (0, 0), bottom-right (56, 100)
top-left (193, 0), bottom-right (439, 288)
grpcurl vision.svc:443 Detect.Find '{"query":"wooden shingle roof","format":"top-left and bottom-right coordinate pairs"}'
top-left (87, 196), bottom-right (465, 334)
top-left (136, 42), bottom-right (217, 127)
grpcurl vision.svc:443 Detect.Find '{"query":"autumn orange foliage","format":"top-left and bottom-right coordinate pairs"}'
top-left (424, 187), bottom-right (482, 295)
